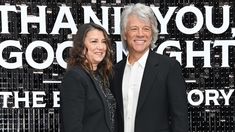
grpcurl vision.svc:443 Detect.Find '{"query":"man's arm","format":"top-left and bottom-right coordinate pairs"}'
top-left (167, 60), bottom-right (189, 132)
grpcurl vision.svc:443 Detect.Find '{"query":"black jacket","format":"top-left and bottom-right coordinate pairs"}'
top-left (60, 67), bottom-right (113, 132)
top-left (111, 50), bottom-right (189, 132)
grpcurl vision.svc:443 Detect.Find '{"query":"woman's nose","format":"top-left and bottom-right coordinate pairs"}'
top-left (96, 42), bottom-right (106, 49)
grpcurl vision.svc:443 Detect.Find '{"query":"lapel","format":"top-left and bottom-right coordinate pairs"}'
top-left (115, 59), bottom-right (126, 118)
top-left (136, 50), bottom-right (160, 113)
top-left (87, 72), bottom-right (112, 132)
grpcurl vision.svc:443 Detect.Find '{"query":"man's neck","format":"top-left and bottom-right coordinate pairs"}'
top-left (128, 49), bottom-right (149, 64)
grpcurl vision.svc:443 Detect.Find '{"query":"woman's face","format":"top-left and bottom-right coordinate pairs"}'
top-left (84, 29), bottom-right (107, 70)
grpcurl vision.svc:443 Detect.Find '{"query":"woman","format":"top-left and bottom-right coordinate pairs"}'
top-left (60, 23), bottom-right (116, 132)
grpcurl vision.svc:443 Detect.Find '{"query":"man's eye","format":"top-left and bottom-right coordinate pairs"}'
top-left (143, 27), bottom-right (151, 31)
top-left (129, 27), bottom-right (138, 31)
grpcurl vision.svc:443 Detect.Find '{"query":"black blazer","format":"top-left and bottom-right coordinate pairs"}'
top-left (60, 67), bottom-right (113, 132)
top-left (111, 50), bottom-right (189, 132)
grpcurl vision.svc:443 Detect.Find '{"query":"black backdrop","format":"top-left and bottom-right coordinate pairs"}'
top-left (0, 0), bottom-right (234, 131)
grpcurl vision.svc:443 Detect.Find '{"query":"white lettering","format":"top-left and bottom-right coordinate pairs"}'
top-left (176, 5), bottom-right (203, 34)
top-left (25, 41), bottom-right (54, 69)
top-left (32, 91), bottom-right (46, 107)
top-left (53, 91), bottom-right (60, 107)
top-left (0, 5), bottom-right (17, 33)
top-left (20, 5), bottom-right (47, 34)
top-left (51, 6), bottom-right (77, 34)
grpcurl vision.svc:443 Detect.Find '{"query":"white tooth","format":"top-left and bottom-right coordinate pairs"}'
top-left (96, 52), bottom-right (102, 55)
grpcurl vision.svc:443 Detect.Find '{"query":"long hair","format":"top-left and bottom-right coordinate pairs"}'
top-left (120, 3), bottom-right (159, 52)
top-left (67, 23), bottom-right (113, 82)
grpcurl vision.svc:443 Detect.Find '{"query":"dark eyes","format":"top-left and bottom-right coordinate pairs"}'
top-left (128, 27), bottom-right (151, 32)
top-left (129, 27), bottom-right (138, 31)
top-left (91, 40), bottom-right (97, 43)
top-left (90, 40), bottom-right (106, 44)
top-left (143, 27), bottom-right (151, 31)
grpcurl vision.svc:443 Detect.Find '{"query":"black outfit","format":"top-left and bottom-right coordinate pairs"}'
top-left (111, 50), bottom-right (189, 132)
top-left (60, 66), bottom-right (116, 132)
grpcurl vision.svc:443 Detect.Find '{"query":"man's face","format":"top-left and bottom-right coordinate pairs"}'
top-left (124, 15), bottom-right (153, 55)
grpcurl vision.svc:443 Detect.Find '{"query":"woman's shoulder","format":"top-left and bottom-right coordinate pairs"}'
top-left (64, 66), bottom-right (90, 79)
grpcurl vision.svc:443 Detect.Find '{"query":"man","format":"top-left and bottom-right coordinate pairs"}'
top-left (111, 3), bottom-right (189, 132)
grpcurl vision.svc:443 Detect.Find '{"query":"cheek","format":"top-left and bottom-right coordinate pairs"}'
top-left (147, 33), bottom-right (153, 38)
top-left (86, 50), bottom-right (94, 59)
top-left (104, 46), bottom-right (107, 51)
top-left (124, 32), bottom-right (131, 40)
top-left (123, 34), bottom-right (127, 40)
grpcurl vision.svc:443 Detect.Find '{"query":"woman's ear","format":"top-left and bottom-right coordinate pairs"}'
top-left (83, 49), bottom-right (86, 54)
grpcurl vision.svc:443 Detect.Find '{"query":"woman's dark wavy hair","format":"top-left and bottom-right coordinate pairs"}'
top-left (67, 23), bottom-right (113, 82)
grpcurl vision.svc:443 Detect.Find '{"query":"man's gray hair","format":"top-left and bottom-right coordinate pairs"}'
top-left (120, 3), bottom-right (159, 51)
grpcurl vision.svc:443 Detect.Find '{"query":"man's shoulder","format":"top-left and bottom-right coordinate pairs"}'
top-left (115, 58), bottom-right (127, 67)
top-left (151, 51), bottom-right (175, 61)
top-left (150, 51), bottom-right (180, 65)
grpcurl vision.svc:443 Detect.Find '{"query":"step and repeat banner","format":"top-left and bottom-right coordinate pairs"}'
top-left (0, 0), bottom-right (234, 131)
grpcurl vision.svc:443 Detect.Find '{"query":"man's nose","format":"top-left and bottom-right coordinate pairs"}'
top-left (136, 28), bottom-right (144, 36)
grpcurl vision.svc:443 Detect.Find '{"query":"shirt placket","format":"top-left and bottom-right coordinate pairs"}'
top-left (129, 64), bottom-right (138, 132)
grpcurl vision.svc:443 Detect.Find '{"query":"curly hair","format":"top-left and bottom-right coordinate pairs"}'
top-left (67, 23), bottom-right (113, 82)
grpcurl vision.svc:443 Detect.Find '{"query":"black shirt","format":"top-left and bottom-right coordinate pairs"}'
top-left (93, 71), bottom-right (116, 132)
